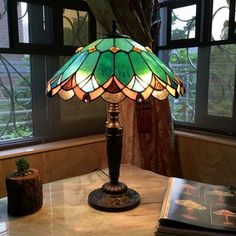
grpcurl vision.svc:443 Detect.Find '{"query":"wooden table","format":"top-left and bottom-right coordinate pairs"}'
top-left (0, 164), bottom-right (168, 236)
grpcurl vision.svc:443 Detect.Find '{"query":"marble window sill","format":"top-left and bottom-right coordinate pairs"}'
top-left (175, 130), bottom-right (236, 147)
top-left (0, 134), bottom-right (106, 161)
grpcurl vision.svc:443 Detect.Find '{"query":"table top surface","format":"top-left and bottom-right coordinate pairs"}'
top-left (0, 164), bottom-right (168, 236)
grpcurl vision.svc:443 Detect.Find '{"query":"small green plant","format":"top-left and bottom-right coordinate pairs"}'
top-left (15, 158), bottom-right (30, 176)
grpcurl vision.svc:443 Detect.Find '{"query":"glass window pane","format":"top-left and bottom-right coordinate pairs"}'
top-left (17, 2), bottom-right (28, 43)
top-left (212, 0), bottom-right (230, 41)
top-left (0, 0), bottom-right (9, 48)
top-left (159, 48), bottom-right (198, 123)
top-left (0, 54), bottom-right (32, 141)
top-left (208, 44), bottom-right (236, 117)
top-left (171, 5), bottom-right (196, 40)
top-left (63, 9), bottom-right (89, 46)
top-left (17, 2), bottom-right (53, 44)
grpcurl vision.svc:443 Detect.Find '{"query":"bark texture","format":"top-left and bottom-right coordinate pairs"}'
top-left (5, 168), bottom-right (43, 216)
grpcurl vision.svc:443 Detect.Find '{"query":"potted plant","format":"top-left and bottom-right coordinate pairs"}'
top-left (5, 158), bottom-right (43, 216)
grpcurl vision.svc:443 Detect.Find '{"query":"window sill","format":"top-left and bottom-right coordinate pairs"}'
top-left (175, 130), bottom-right (236, 147)
top-left (0, 134), bottom-right (106, 161)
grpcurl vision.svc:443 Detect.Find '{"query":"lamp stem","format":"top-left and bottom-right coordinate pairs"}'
top-left (88, 103), bottom-right (140, 212)
top-left (106, 103), bottom-right (122, 185)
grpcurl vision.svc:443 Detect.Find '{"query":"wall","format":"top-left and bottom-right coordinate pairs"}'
top-left (0, 135), bottom-right (106, 198)
top-left (176, 131), bottom-right (236, 187)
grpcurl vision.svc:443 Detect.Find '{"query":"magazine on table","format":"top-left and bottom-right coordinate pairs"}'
top-left (156, 177), bottom-right (236, 236)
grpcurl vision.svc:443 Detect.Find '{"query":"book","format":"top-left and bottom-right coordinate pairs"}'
top-left (156, 177), bottom-right (236, 236)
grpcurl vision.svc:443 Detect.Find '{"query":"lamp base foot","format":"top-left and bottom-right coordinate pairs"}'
top-left (88, 182), bottom-right (140, 212)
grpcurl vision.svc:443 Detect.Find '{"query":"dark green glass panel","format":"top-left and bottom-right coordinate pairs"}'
top-left (115, 38), bottom-right (133, 52)
top-left (82, 39), bottom-right (102, 52)
top-left (76, 51), bottom-right (100, 84)
top-left (52, 53), bottom-right (80, 80)
top-left (129, 51), bottom-right (151, 84)
top-left (62, 51), bottom-right (88, 81)
top-left (115, 52), bottom-right (134, 85)
top-left (96, 39), bottom-right (114, 52)
top-left (94, 51), bottom-right (114, 85)
top-left (127, 39), bottom-right (145, 51)
top-left (148, 51), bottom-right (175, 79)
top-left (141, 51), bottom-right (166, 82)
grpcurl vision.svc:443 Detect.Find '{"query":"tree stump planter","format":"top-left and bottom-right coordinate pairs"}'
top-left (5, 168), bottom-right (43, 216)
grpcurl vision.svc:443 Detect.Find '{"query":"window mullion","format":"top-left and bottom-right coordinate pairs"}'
top-left (30, 55), bottom-right (48, 137)
top-left (53, 6), bottom-right (63, 50)
top-left (7, 0), bottom-right (19, 49)
top-left (229, 0), bottom-right (236, 40)
top-left (166, 5), bottom-right (172, 45)
top-left (88, 10), bottom-right (96, 42)
top-left (195, 46), bottom-right (210, 126)
top-left (200, 0), bottom-right (213, 44)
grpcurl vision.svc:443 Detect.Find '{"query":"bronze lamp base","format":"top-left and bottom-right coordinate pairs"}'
top-left (88, 103), bottom-right (140, 212)
top-left (88, 182), bottom-right (140, 212)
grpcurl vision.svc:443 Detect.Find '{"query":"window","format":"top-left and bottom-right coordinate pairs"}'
top-left (170, 4), bottom-right (197, 40)
top-left (158, 0), bottom-right (236, 136)
top-left (0, 0), bottom-right (106, 148)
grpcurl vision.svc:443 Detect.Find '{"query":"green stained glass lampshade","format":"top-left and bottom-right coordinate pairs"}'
top-left (47, 28), bottom-right (185, 103)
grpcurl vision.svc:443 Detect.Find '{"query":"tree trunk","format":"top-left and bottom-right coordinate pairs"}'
top-left (5, 168), bottom-right (43, 216)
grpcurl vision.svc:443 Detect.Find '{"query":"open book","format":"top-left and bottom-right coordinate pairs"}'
top-left (156, 178), bottom-right (236, 236)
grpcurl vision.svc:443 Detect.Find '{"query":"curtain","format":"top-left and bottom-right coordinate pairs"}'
top-left (87, 0), bottom-right (181, 177)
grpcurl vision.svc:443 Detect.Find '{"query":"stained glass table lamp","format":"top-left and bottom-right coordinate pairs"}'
top-left (47, 21), bottom-right (185, 212)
